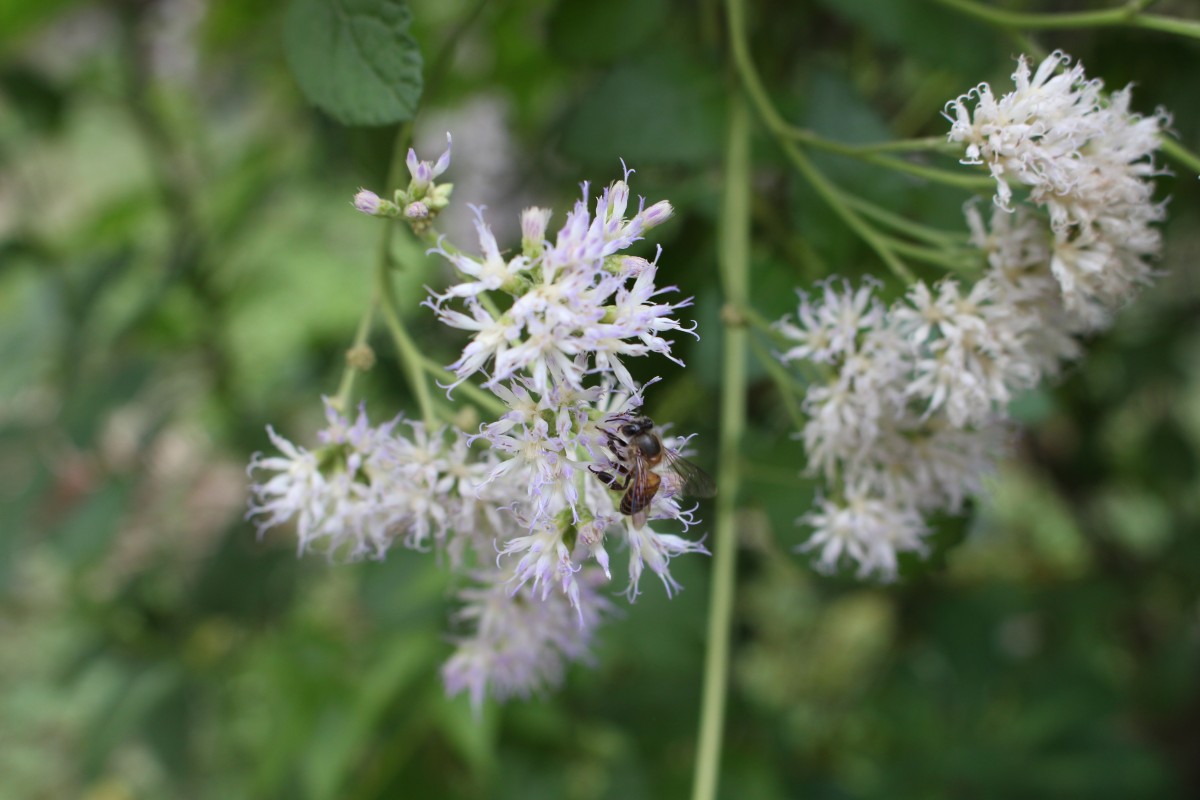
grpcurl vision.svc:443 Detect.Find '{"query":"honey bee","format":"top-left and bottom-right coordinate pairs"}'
top-left (591, 414), bottom-right (717, 528)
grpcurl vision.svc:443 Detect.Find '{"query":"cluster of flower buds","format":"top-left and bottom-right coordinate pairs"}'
top-left (353, 133), bottom-right (455, 234)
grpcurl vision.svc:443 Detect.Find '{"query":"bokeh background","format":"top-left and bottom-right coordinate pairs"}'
top-left (2, 0), bottom-right (1199, 798)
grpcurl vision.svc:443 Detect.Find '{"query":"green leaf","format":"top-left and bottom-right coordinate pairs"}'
top-left (284, 0), bottom-right (423, 126)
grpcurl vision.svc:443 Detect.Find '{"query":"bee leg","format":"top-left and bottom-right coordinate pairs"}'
top-left (590, 464), bottom-right (630, 490)
top-left (600, 429), bottom-right (629, 450)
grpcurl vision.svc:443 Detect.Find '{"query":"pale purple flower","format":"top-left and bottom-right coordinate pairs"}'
top-left (246, 401), bottom-right (492, 563)
top-left (427, 170), bottom-right (690, 395)
top-left (521, 206), bottom-right (553, 255)
top-left (442, 566), bottom-right (610, 714)
top-left (623, 521), bottom-right (710, 600)
top-left (497, 524), bottom-right (584, 619)
top-left (406, 132), bottom-right (452, 192)
top-left (246, 401), bottom-right (404, 559)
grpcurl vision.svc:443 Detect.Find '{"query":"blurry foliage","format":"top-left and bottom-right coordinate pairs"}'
top-left (0, 0), bottom-right (1197, 798)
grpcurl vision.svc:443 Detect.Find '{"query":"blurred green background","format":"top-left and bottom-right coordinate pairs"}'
top-left (2, 0), bottom-right (1198, 798)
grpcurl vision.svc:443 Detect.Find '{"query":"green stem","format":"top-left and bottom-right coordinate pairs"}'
top-left (839, 193), bottom-right (970, 246)
top-left (786, 129), bottom-right (994, 190)
top-left (936, 0), bottom-right (1200, 39)
top-left (779, 139), bottom-right (916, 283)
top-left (332, 300), bottom-right (379, 411)
top-left (418, 356), bottom-right (508, 417)
top-left (1159, 135), bottom-right (1200, 176)
top-left (378, 281), bottom-right (436, 427)
top-left (691, 90), bottom-right (751, 800)
top-left (851, 151), bottom-right (996, 190)
top-left (932, 0), bottom-right (1159, 29)
top-left (372, 121), bottom-right (438, 427)
top-left (841, 135), bottom-right (956, 154)
top-left (747, 334), bottom-right (807, 433)
top-left (725, 0), bottom-right (915, 284)
top-left (832, 190), bottom-right (977, 271)
top-left (1131, 13), bottom-right (1200, 38)
top-left (885, 237), bottom-right (980, 272)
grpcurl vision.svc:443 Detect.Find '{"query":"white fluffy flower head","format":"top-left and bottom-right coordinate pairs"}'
top-left (946, 50), bottom-right (1168, 325)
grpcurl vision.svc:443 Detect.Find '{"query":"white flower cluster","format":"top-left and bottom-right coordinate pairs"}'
top-left (427, 163), bottom-right (711, 708)
top-left (249, 142), bottom-right (711, 713)
top-left (946, 50), bottom-right (1169, 328)
top-left (780, 51), bottom-right (1167, 580)
top-left (247, 401), bottom-right (490, 562)
top-left (426, 168), bottom-right (689, 394)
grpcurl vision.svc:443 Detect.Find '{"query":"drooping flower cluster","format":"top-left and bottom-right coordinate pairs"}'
top-left (779, 51), bottom-right (1168, 580)
top-left (946, 50), bottom-right (1169, 328)
top-left (442, 567), bottom-right (612, 710)
top-left (249, 141), bottom-right (712, 713)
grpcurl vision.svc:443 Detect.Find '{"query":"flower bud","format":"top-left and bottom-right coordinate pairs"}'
top-left (521, 207), bottom-right (552, 256)
top-left (641, 200), bottom-right (674, 228)
top-left (353, 189), bottom-right (382, 215)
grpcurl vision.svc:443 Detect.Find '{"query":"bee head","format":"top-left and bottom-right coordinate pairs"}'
top-left (618, 415), bottom-right (654, 438)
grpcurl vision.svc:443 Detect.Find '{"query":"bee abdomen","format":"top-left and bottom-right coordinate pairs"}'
top-left (620, 471), bottom-right (661, 515)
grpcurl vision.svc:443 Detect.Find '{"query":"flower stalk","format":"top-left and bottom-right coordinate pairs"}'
top-left (725, 0), bottom-right (917, 284)
top-left (691, 90), bottom-right (751, 800)
top-left (933, 0), bottom-right (1200, 41)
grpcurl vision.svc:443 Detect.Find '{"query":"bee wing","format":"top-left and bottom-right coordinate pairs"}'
top-left (662, 449), bottom-right (717, 498)
top-left (620, 452), bottom-right (661, 517)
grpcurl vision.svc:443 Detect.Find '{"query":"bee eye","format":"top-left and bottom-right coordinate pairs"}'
top-left (620, 424), bottom-right (637, 437)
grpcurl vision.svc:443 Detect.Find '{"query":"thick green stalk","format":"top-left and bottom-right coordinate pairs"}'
top-left (691, 90), bottom-right (751, 800)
